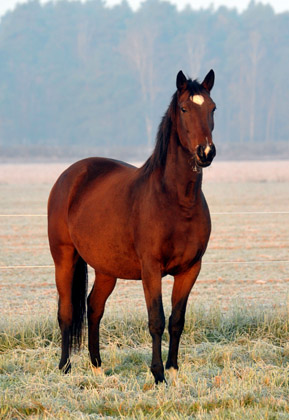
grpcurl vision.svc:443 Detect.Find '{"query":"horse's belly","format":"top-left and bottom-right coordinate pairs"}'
top-left (69, 216), bottom-right (142, 280)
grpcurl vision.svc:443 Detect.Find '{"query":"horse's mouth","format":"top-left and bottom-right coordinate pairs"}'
top-left (195, 158), bottom-right (213, 168)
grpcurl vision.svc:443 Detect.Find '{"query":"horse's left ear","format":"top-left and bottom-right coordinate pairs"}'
top-left (201, 69), bottom-right (215, 92)
top-left (176, 70), bottom-right (188, 92)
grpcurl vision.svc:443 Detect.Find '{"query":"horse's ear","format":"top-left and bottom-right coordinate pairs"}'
top-left (176, 70), bottom-right (187, 92)
top-left (201, 69), bottom-right (215, 92)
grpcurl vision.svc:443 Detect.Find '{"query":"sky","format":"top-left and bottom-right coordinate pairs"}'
top-left (0, 0), bottom-right (288, 17)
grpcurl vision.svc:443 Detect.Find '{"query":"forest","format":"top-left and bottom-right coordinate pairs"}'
top-left (0, 0), bottom-right (288, 160)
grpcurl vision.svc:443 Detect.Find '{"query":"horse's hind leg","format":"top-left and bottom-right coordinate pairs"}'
top-left (87, 272), bottom-right (116, 370)
top-left (54, 245), bottom-right (79, 373)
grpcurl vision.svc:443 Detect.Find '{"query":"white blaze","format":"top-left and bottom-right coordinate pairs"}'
top-left (204, 145), bottom-right (211, 156)
top-left (190, 95), bottom-right (204, 106)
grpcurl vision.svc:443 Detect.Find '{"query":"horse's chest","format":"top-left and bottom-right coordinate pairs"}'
top-left (161, 214), bottom-right (211, 275)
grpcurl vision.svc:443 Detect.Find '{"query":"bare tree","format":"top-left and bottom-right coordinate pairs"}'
top-left (119, 26), bottom-right (157, 150)
top-left (186, 33), bottom-right (206, 77)
top-left (247, 31), bottom-right (264, 142)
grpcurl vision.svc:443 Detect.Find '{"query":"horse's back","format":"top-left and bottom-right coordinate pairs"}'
top-left (49, 157), bottom-right (135, 207)
top-left (55, 157), bottom-right (134, 188)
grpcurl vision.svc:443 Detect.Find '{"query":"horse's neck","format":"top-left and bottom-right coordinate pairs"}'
top-left (162, 134), bottom-right (202, 205)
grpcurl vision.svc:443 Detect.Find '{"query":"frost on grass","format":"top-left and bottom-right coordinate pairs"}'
top-left (1, 306), bottom-right (289, 419)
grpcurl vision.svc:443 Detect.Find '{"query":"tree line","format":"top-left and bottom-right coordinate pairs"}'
top-left (0, 0), bottom-right (288, 160)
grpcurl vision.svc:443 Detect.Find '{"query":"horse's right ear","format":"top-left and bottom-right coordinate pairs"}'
top-left (176, 71), bottom-right (187, 92)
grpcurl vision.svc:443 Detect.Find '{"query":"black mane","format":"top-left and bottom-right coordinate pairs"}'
top-left (140, 78), bottom-right (206, 176)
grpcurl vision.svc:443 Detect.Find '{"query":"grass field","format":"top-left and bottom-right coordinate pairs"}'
top-left (1, 160), bottom-right (289, 418)
top-left (1, 305), bottom-right (289, 419)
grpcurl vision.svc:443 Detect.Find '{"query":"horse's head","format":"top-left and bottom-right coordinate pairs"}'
top-left (176, 70), bottom-right (216, 168)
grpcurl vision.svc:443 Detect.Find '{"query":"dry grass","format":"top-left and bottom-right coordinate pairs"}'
top-left (1, 305), bottom-right (289, 419)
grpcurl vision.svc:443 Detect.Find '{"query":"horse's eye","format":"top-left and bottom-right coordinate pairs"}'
top-left (181, 107), bottom-right (187, 113)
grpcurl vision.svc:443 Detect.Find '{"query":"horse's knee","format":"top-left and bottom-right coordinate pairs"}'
top-left (168, 313), bottom-right (185, 337)
top-left (149, 316), bottom-right (165, 337)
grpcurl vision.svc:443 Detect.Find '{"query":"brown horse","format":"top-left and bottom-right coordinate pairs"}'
top-left (48, 69), bottom-right (216, 384)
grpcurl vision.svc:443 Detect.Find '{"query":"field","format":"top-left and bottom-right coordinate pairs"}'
top-left (1, 160), bottom-right (289, 419)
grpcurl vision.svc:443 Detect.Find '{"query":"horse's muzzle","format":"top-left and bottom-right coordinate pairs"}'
top-left (196, 143), bottom-right (216, 167)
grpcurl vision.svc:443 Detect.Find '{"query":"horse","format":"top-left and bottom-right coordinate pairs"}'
top-left (48, 69), bottom-right (216, 384)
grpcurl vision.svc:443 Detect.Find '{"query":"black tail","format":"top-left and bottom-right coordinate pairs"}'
top-left (70, 256), bottom-right (88, 351)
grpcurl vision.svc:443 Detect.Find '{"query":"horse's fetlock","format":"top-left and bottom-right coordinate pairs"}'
top-left (151, 363), bottom-right (165, 384)
top-left (165, 359), bottom-right (179, 370)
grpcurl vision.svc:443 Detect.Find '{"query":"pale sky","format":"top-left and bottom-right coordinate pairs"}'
top-left (0, 0), bottom-right (288, 17)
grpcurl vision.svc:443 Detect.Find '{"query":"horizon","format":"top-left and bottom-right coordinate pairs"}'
top-left (0, 0), bottom-right (289, 17)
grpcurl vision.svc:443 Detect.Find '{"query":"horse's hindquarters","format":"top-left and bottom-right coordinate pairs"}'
top-left (62, 162), bottom-right (142, 280)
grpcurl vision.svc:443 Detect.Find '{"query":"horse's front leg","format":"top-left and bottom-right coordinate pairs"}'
top-left (166, 261), bottom-right (202, 375)
top-left (141, 262), bottom-right (165, 384)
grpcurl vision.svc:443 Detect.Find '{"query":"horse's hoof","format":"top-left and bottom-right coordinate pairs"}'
top-left (151, 365), bottom-right (166, 385)
top-left (59, 360), bottom-right (71, 374)
top-left (155, 376), bottom-right (167, 385)
top-left (153, 372), bottom-right (167, 385)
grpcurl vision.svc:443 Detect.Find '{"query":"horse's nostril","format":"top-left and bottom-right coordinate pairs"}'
top-left (210, 144), bottom-right (216, 159)
top-left (197, 145), bottom-right (204, 159)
